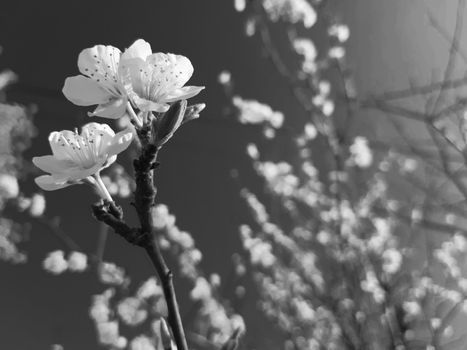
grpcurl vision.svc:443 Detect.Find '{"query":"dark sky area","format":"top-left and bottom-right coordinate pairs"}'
top-left (0, 1), bottom-right (463, 349)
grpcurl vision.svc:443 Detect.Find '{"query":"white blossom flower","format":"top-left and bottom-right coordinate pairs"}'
top-left (33, 123), bottom-right (132, 194)
top-left (43, 250), bottom-right (68, 275)
top-left (68, 251), bottom-right (88, 272)
top-left (63, 44), bottom-right (128, 118)
top-left (0, 173), bottom-right (19, 199)
top-left (119, 39), bottom-right (204, 113)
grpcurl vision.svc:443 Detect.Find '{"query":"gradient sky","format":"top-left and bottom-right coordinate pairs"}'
top-left (1, 1), bottom-right (466, 349)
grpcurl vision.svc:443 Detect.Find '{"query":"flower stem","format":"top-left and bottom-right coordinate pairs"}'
top-left (94, 173), bottom-right (113, 202)
top-left (127, 102), bottom-right (143, 128)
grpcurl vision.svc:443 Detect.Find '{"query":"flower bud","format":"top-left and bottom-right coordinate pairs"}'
top-left (152, 100), bottom-right (187, 149)
top-left (183, 103), bottom-right (206, 124)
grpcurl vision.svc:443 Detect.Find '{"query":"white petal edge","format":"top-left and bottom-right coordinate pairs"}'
top-left (63, 76), bottom-right (113, 106)
top-left (162, 86), bottom-right (205, 103)
top-left (35, 175), bottom-right (71, 191)
top-left (121, 39), bottom-right (152, 61)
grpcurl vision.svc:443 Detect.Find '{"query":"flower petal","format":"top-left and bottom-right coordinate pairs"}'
top-left (107, 129), bottom-right (134, 157)
top-left (78, 45), bottom-right (121, 86)
top-left (63, 76), bottom-right (113, 106)
top-left (161, 86), bottom-right (205, 103)
top-left (121, 39), bottom-right (152, 61)
top-left (32, 155), bottom-right (72, 174)
top-left (35, 175), bottom-right (72, 191)
top-left (146, 53), bottom-right (194, 90)
top-left (88, 98), bottom-right (127, 119)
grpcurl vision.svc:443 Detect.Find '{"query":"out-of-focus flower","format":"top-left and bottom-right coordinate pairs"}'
top-left (43, 250), bottom-right (68, 275)
top-left (29, 193), bottom-right (46, 217)
top-left (233, 96), bottom-right (284, 129)
top-left (218, 70), bottom-right (232, 85)
top-left (234, 0), bottom-right (246, 12)
top-left (329, 46), bottom-right (345, 60)
top-left (246, 143), bottom-right (260, 159)
top-left (96, 321), bottom-right (120, 346)
top-left (0, 173), bottom-right (19, 199)
top-left (262, 0), bottom-right (317, 28)
top-left (33, 123), bottom-right (132, 192)
top-left (190, 277), bottom-right (212, 301)
top-left (101, 164), bottom-right (134, 199)
top-left (120, 39), bottom-right (204, 113)
top-left (293, 38), bottom-right (317, 73)
top-left (129, 336), bottom-right (156, 350)
top-left (349, 136), bottom-right (373, 168)
top-left (90, 289), bottom-right (114, 323)
top-left (382, 248), bottom-right (402, 275)
top-left (137, 277), bottom-right (163, 299)
top-left (63, 44), bottom-right (128, 118)
top-left (328, 24), bottom-right (350, 43)
top-left (99, 262), bottom-right (126, 285)
top-left (68, 251), bottom-right (88, 272)
top-left (117, 297), bottom-right (148, 326)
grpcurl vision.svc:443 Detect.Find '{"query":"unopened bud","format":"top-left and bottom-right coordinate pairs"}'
top-left (153, 100), bottom-right (187, 149)
top-left (182, 103), bottom-right (206, 124)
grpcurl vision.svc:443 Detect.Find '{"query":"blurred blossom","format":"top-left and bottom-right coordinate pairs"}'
top-left (90, 289), bottom-right (113, 323)
top-left (137, 277), bottom-right (163, 300)
top-left (151, 204), bottom-right (175, 230)
top-left (361, 271), bottom-right (385, 303)
top-left (328, 24), bottom-right (350, 43)
top-left (99, 262), bottom-right (126, 285)
top-left (43, 250), bottom-right (68, 275)
top-left (29, 193), bottom-right (46, 217)
top-left (96, 321), bottom-right (120, 346)
top-left (233, 96), bottom-right (284, 129)
top-left (190, 277), bottom-right (212, 301)
top-left (304, 123), bottom-right (317, 140)
top-left (382, 248), bottom-right (402, 275)
top-left (117, 297), bottom-right (148, 326)
top-left (246, 143), bottom-right (260, 159)
top-left (101, 164), bottom-right (134, 199)
top-left (349, 136), bottom-right (373, 168)
top-left (68, 251), bottom-right (88, 272)
top-left (403, 301), bottom-right (422, 320)
top-left (328, 46), bottom-right (345, 60)
top-left (322, 100), bottom-right (335, 117)
top-left (262, 0), bottom-right (317, 28)
top-left (234, 0), bottom-right (246, 12)
top-left (293, 38), bottom-right (317, 73)
top-left (218, 70), bottom-right (232, 85)
top-left (129, 336), bottom-right (156, 350)
top-left (245, 18), bottom-right (257, 36)
top-left (0, 174), bottom-right (19, 200)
